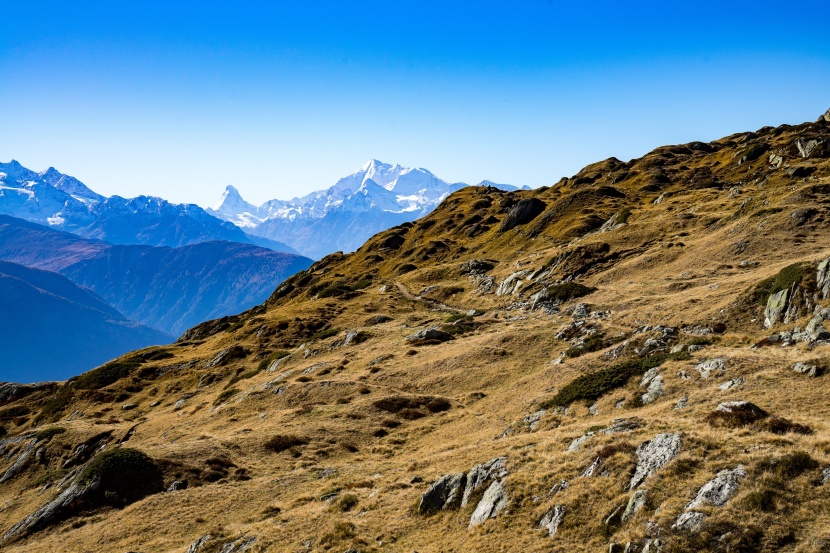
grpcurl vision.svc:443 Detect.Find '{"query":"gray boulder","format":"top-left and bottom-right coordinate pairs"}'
top-left (792, 361), bottom-right (820, 377)
top-left (628, 433), bottom-right (682, 490)
top-left (640, 368), bottom-right (664, 405)
top-left (186, 535), bottom-right (213, 553)
top-left (672, 511), bottom-right (707, 533)
top-left (468, 480), bottom-right (509, 527)
top-left (417, 473), bottom-right (466, 513)
top-left (539, 505), bottom-right (566, 537)
top-left (715, 401), bottom-right (767, 419)
top-left (686, 465), bottom-right (746, 509)
top-left (795, 137), bottom-right (820, 158)
top-left (764, 289), bottom-right (789, 328)
top-left (462, 457), bottom-right (508, 507)
top-left (496, 271), bottom-right (528, 296)
top-left (821, 108), bottom-right (830, 123)
top-left (406, 327), bottom-right (453, 343)
top-left (0, 439), bottom-right (37, 484)
top-left (718, 377), bottom-right (744, 391)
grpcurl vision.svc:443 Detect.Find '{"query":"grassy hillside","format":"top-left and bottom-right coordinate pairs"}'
top-left (2, 112), bottom-right (830, 552)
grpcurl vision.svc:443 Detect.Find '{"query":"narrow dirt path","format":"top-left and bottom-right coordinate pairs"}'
top-left (393, 281), bottom-right (462, 313)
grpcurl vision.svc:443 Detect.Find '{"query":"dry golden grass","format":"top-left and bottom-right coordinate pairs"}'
top-left (2, 116), bottom-right (830, 551)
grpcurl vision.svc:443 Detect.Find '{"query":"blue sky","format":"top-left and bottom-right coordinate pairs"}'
top-left (2, 1), bottom-right (829, 206)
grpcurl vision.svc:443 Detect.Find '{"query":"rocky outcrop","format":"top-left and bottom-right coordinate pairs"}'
top-left (622, 489), bottom-right (648, 522)
top-left (672, 466), bottom-right (746, 533)
top-left (628, 433), bottom-right (682, 490)
top-left (462, 457), bottom-right (508, 507)
top-left (793, 361), bottom-right (820, 377)
top-left (695, 358), bottom-right (725, 379)
top-left (764, 289), bottom-right (789, 328)
top-left (3, 480), bottom-right (93, 542)
top-left (468, 480), bottom-right (509, 527)
top-left (639, 368), bottom-right (664, 405)
top-left (499, 198), bottom-right (546, 232)
top-left (820, 108), bottom-right (830, 123)
top-left (496, 271), bottom-right (528, 296)
top-left (539, 505), bottom-right (566, 537)
top-left (417, 473), bottom-right (466, 513)
top-left (0, 439), bottom-right (37, 484)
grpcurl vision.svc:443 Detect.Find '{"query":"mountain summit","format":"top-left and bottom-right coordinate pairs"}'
top-left (208, 159), bottom-right (528, 258)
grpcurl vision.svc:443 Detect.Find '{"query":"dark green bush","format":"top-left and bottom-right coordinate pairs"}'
top-left (398, 263), bottom-right (417, 274)
top-left (310, 328), bottom-right (339, 341)
top-left (264, 434), bottom-right (309, 453)
top-left (756, 451), bottom-right (818, 478)
top-left (337, 493), bottom-right (359, 512)
top-left (35, 388), bottom-right (74, 423)
top-left (750, 263), bottom-right (807, 305)
top-left (565, 333), bottom-right (606, 358)
top-left (756, 416), bottom-right (813, 435)
top-left (317, 283), bottom-right (355, 298)
top-left (74, 358), bottom-right (143, 390)
top-left (0, 406), bottom-right (30, 420)
top-left (546, 282), bottom-right (595, 302)
top-left (445, 313), bottom-right (473, 323)
top-left (79, 448), bottom-right (163, 506)
top-left (541, 351), bottom-right (690, 408)
top-left (35, 427), bottom-right (66, 442)
top-left (213, 388), bottom-right (239, 406)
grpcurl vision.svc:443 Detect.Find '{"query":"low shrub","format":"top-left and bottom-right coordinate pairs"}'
top-left (742, 489), bottom-right (777, 512)
top-left (264, 435), bottom-right (309, 453)
top-left (0, 406), bottom-right (30, 420)
top-left (541, 351), bottom-right (690, 408)
top-left (79, 448), bottom-right (163, 506)
top-left (750, 263), bottom-right (808, 306)
top-left (213, 388), bottom-right (239, 406)
top-left (546, 282), bottom-right (595, 302)
top-left (706, 405), bottom-right (769, 428)
top-left (336, 493), bottom-right (359, 512)
top-left (310, 328), bottom-right (339, 341)
top-left (35, 427), bottom-right (66, 442)
top-left (565, 333), bottom-right (606, 358)
top-left (756, 416), bottom-right (813, 435)
top-left (74, 358), bottom-right (143, 390)
top-left (756, 451), bottom-right (818, 478)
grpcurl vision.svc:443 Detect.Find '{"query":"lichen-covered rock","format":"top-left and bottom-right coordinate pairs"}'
top-left (567, 432), bottom-right (594, 452)
top-left (628, 433), bottom-right (682, 490)
top-left (686, 466), bottom-right (746, 509)
top-left (462, 457), bottom-right (508, 507)
top-left (764, 289), bottom-right (789, 328)
top-left (417, 473), bottom-right (466, 513)
top-left (496, 271), bottom-right (528, 296)
top-left (468, 480), bottom-right (508, 527)
top-left (640, 368), bottom-right (664, 405)
top-left (0, 439), bottom-right (37, 484)
top-left (672, 511), bottom-right (707, 533)
top-left (622, 489), bottom-right (648, 522)
top-left (792, 361), bottom-right (819, 377)
top-left (539, 505), bottom-right (566, 537)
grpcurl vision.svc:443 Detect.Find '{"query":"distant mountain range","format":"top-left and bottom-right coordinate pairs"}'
top-left (209, 159), bottom-right (528, 259)
top-left (0, 215), bottom-right (312, 336)
top-left (0, 160), bottom-right (298, 254)
top-left (0, 260), bottom-right (170, 382)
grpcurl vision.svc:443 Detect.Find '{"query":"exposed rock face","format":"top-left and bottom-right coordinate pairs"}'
top-left (186, 535), bottom-right (213, 553)
top-left (405, 327), bottom-right (453, 343)
top-left (499, 198), bottom-right (546, 232)
top-left (718, 377), bottom-right (744, 391)
top-left (3, 480), bottom-right (93, 542)
top-left (820, 108), bottom-right (830, 123)
top-left (468, 480), bottom-right (509, 527)
top-left (795, 138), bottom-right (821, 158)
top-left (686, 466), bottom-right (746, 509)
top-left (496, 270), bottom-right (528, 296)
top-left (764, 289), bottom-right (789, 328)
top-left (539, 505), bottom-right (566, 537)
top-left (417, 473), bottom-right (466, 513)
top-left (715, 401), bottom-right (767, 419)
top-left (629, 433), bottom-right (682, 490)
top-left (672, 511), bottom-right (707, 533)
top-left (462, 457), bottom-right (508, 507)
top-left (0, 439), bottom-right (37, 484)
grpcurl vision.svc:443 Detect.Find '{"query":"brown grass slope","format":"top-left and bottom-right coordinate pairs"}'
top-left (3, 113), bottom-right (830, 552)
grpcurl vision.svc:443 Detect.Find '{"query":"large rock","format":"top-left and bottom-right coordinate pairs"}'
top-left (792, 361), bottom-right (820, 377)
top-left (499, 198), bottom-right (546, 232)
top-left (640, 368), bottom-right (664, 405)
top-left (672, 511), bottom-right (707, 533)
top-left (417, 473), bottom-right (466, 513)
top-left (0, 439), bottom-right (37, 484)
top-left (820, 108), bottom-right (830, 123)
top-left (715, 401), bottom-right (767, 419)
top-left (628, 433), bottom-right (682, 490)
top-left (539, 505), bottom-right (566, 537)
top-left (818, 260), bottom-right (830, 299)
top-left (496, 270), bottom-right (528, 296)
top-left (795, 137), bottom-right (821, 158)
top-left (3, 480), bottom-right (93, 541)
top-left (764, 289), bottom-right (789, 328)
top-left (622, 489), bottom-right (648, 522)
top-left (468, 480), bottom-right (509, 527)
top-left (406, 327), bottom-right (453, 343)
top-left (695, 358), bottom-right (725, 379)
top-left (805, 308), bottom-right (830, 342)
top-left (462, 457), bottom-right (508, 507)
top-left (686, 465), bottom-right (746, 509)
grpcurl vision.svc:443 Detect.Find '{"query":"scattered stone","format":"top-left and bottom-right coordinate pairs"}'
top-left (604, 505), bottom-right (624, 528)
top-left (122, 403), bottom-right (138, 411)
top-left (588, 402), bottom-right (599, 416)
top-left (768, 153), bottom-right (784, 168)
top-left (468, 480), bottom-right (509, 527)
top-left (715, 401), bottom-right (766, 419)
top-left (622, 489), bottom-right (648, 522)
top-left (417, 473), bottom-right (466, 513)
top-left (601, 418), bottom-right (643, 434)
top-left (405, 327), bottom-right (453, 343)
top-left (687, 466), bottom-right (746, 509)
top-left (792, 362), bottom-right (820, 377)
top-left (581, 457), bottom-right (603, 477)
top-left (628, 433), bottom-right (682, 490)
top-left (572, 303), bottom-right (591, 319)
top-left (167, 480), bottom-right (188, 491)
top-left (718, 377), bottom-right (744, 391)
top-left (820, 108), bottom-right (830, 123)
top-left (460, 260), bottom-right (495, 274)
top-left (695, 358), bottom-right (725, 379)
top-left (821, 467), bottom-right (830, 485)
top-left (539, 505), bottom-right (566, 537)
top-left (567, 433), bottom-right (594, 453)
top-left (207, 346), bottom-right (246, 367)
top-left (462, 457), bottom-right (508, 507)
top-left (0, 439), bottom-right (37, 484)
top-left (795, 138), bottom-right (820, 158)
top-left (521, 410), bottom-right (546, 431)
top-left (674, 396), bottom-right (688, 410)
top-left (174, 399), bottom-right (187, 410)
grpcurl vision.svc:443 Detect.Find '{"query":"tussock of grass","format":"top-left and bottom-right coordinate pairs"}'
top-left (546, 282), bottom-right (595, 302)
top-left (755, 451), bottom-right (818, 478)
top-left (35, 427), bottom-right (66, 442)
top-left (541, 351), bottom-right (690, 407)
top-left (264, 435), bottom-right (309, 453)
top-left (213, 388), bottom-right (239, 406)
top-left (73, 358), bottom-right (143, 390)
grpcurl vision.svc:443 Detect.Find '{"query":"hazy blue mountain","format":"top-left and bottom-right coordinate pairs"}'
top-left (0, 160), bottom-right (299, 254)
top-left (0, 260), bottom-right (172, 382)
top-left (0, 215), bottom-right (313, 335)
top-left (208, 159), bottom-right (529, 259)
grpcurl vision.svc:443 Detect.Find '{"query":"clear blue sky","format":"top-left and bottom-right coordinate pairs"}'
top-left (2, 1), bottom-right (829, 206)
